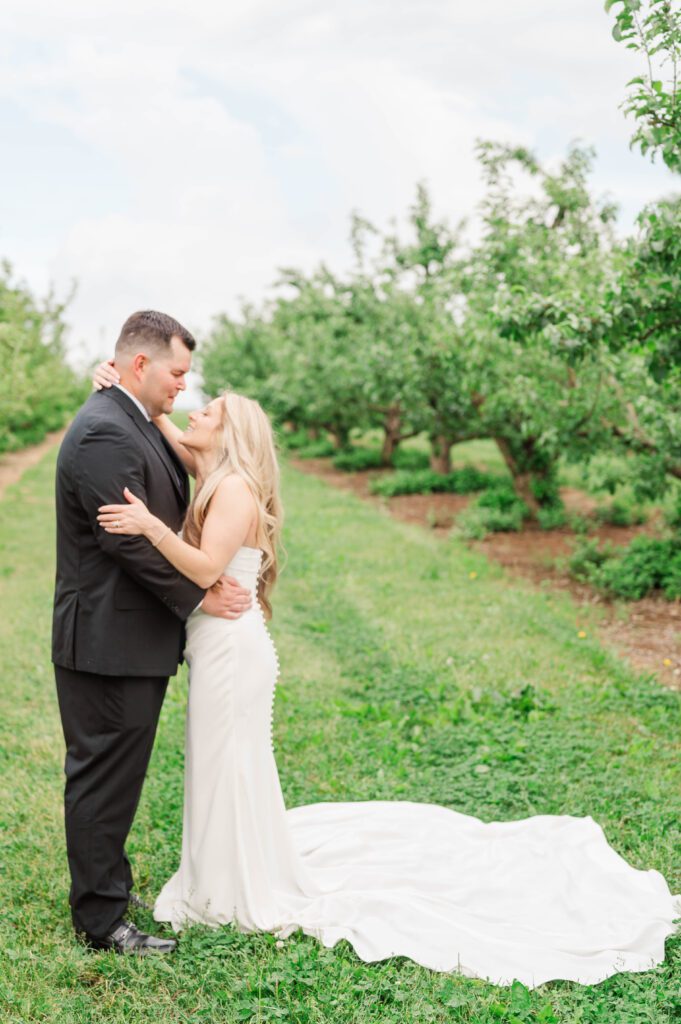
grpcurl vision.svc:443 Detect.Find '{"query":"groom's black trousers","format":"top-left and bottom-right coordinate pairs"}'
top-left (54, 666), bottom-right (168, 939)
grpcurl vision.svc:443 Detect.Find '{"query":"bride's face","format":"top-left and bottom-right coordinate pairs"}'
top-left (182, 399), bottom-right (224, 452)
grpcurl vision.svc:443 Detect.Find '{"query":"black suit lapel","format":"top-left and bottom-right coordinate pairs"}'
top-left (143, 420), bottom-right (189, 501)
top-left (101, 387), bottom-right (188, 504)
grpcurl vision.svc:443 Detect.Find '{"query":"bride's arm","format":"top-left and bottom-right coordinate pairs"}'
top-left (98, 476), bottom-right (256, 589)
top-left (151, 413), bottom-right (197, 477)
top-left (92, 359), bottom-right (198, 477)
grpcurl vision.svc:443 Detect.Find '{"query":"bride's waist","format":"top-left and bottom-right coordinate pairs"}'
top-left (188, 602), bottom-right (261, 630)
top-left (222, 568), bottom-right (259, 589)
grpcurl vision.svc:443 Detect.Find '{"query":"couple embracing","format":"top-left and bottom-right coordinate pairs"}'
top-left (52, 309), bottom-right (679, 987)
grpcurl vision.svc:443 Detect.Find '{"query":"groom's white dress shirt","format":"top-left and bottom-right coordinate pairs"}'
top-left (114, 383), bottom-right (151, 421)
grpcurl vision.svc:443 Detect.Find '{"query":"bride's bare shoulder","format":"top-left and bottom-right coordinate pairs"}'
top-left (212, 473), bottom-right (257, 508)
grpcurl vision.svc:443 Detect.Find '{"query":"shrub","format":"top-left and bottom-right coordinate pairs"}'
top-left (457, 500), bottom-right (528, 540)
top-left (457, 484), bottom-right (529, 539)
top-left (331, 445), bottom-right (431, 472)
top-left (595, 537), bottom-right (675, 600)
top-left (280, 429), bottom-right (341, 459)
top-left (537, 505), bottom-right (569, 531)
top-left (663, 490), bottom-right (681, 530)
top-left (280, 429), bottom-right (314, 450)
top-left (661, 550), bottom-right (681, 600)
top-left (392, 448), bottom-right (430, 470)
top-left (370, 466), bottom-right (497, 498)
top-left (332, 447), bottom-right (384, 471)
top-left (568, 534), bottom-right (681, 600)
top-left (567, 513), bottom-right (592, 536)
top-left (567, 538), bottom-right (613, 584)
top-left (594, 498), bottom-right (646, 528)
top-left (476, 483), bottom-right (524, 512)
top-left (290, 438), bottom-right (337, 459)
top-left (529, 471), bottom-right (562, 511)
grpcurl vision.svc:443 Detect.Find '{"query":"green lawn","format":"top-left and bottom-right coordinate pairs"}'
top-left (0, 447), bottom-right (679, 1023)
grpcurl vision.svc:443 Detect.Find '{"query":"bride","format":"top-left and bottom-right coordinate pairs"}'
top-left (94, 373), bottom-right (679, 989)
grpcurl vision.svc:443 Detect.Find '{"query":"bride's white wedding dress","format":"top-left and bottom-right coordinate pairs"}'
top-left (154, 547), bottom-right (679, 988)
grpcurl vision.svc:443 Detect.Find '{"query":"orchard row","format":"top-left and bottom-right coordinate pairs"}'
top-left (0, 267), bottom-right (87, 453)
top-left (201, 141), bottom-right (681, 522)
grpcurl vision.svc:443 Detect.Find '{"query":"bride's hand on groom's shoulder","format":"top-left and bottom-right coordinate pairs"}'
top-left (97, 487), bottom-right (160, 540)
top-left (92, 359), bottom-right (119, 391)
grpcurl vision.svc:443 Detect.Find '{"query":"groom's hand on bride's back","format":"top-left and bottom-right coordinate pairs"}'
top-left (201, 575), bottom-right (253, 619)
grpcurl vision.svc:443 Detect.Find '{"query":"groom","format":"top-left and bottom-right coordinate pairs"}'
top-left (52, 310), bottom-right (251, 955)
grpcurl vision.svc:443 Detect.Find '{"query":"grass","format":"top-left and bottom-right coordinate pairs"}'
top-left (0, 446), bottom-right (680, 1023)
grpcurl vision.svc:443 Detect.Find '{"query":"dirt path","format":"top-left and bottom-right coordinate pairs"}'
top-left (0, 428), bottom-right (67, 503)
top-left (292, 457), bottom-right (681, 691)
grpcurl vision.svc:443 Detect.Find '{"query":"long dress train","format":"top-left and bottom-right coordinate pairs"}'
top-left (154, 547), bottom-right (680, 988)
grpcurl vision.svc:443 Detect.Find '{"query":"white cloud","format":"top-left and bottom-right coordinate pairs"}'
top-left (0, 0), bottom-right (677, 362)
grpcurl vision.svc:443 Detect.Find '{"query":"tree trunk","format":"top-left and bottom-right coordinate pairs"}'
top-left (307, 426), bottom-right (319, 440)
top-left (381, 406), bottom-right (402, 466)
top-left (429, 434), bottom-right (451, 474)
top-left (330, 427), bottom-right (349, 451)
top-left (509, 471), bottom-right (540, 516)
top-left (381, 433), bottom-right (398, 465)
top-left (494, 437), bottom-right (541, 517)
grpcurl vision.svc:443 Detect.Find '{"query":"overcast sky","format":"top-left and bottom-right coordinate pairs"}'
top-left (0, 0), bottom-right (678, 366)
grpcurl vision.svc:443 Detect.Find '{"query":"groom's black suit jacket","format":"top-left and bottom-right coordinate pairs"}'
top-left (52, 386), bottom-right (205, 677)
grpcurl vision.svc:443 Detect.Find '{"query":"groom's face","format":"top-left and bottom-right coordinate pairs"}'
top-left (139, 335), bottom-right (192, 417)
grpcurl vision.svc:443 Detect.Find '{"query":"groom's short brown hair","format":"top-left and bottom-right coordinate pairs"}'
top-left (115, 310), bottom-right (196, 358)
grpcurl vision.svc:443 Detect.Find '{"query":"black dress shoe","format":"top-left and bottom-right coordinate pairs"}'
top-left (81, 920), bottom-right (177, 955)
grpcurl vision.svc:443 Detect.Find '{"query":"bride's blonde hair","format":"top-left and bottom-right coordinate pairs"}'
top-left (183, 392), bottom-right (283, 618)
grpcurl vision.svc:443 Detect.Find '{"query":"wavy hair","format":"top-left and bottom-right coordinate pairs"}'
top-left (182, 392), bottom-right (283, 618)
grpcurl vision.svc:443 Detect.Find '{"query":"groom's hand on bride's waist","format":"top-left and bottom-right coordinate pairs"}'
top-left (201, 575), bottom-right (253, 619)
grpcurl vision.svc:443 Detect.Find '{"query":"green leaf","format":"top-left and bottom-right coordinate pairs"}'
top-left (510, 979), bottom-right (532, 1012)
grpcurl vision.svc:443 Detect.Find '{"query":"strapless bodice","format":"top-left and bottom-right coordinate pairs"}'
top-left (223, 545), bottom-right (263, 594)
